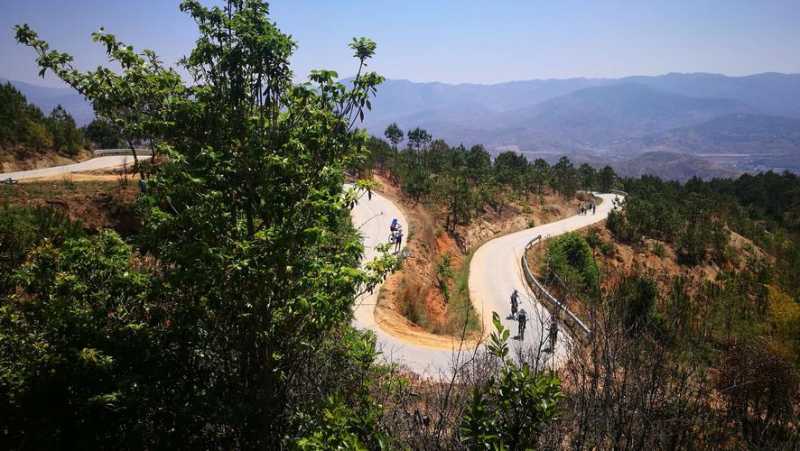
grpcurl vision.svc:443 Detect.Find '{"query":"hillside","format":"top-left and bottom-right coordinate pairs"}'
top-left (489, 83), bottom-right (751, 148)
top-left (618, 114), bottom-right (800, 173)
top-left (627, 72), bottom-right (800, 118)
top-left (0, 82), bottom-right (90, 172)
top-left (614, 151), bottom-right (740, 181)
top-left (520, 172), bottom-right (800, 449)
top-left (373, 173), bottom-right (586, 342)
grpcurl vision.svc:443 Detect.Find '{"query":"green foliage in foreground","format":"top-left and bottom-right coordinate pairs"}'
top-left (460, 313), bottom-right (562, 450)
top-left (1, 231), bottom-right (158, 449)
top-left (0, 204), bottom-right (84, 292)
top-left (4, 1), bottom-right (396, 448)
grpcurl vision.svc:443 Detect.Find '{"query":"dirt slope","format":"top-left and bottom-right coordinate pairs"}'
top-left (373, 173), bottom-right (588, 340)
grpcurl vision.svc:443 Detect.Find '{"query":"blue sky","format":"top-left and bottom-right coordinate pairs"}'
top-left (2, 0), bottom-right (799, 87)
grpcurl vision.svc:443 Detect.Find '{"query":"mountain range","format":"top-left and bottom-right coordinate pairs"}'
top-left (361, 72), bottom-right (800, 179)
top-left (5, 72), bottom-right (800, 179)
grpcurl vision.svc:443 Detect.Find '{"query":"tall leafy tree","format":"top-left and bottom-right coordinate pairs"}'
top-left (465, 144), bottom-right (491, 183)
top-left (12, 1), bottom-right (392, 448)
top-left (598, 165), bottom-right (617, 192)
top-left (527, 158), bottom-right (550, 198)
top-left (552, 156), bottom-right (579, 198)
top-left (494, 150), bottom-right (527, 192)
top-left (384, 122), bottom-right (403, 150)
top-left (17, 22), bottom-right (186, 175)
top-left (406, 127), bottom-right (431, 152)
top-left (46, 105), bottom-right (83, 156)
top-left (0, 82), bottom-right (34, 147)
top-left (0, 82), bottom-right (75, 153)
top-left (83, 118), bottom-right (124, 148)
top-left (578, 163), bottom-right (597, 191)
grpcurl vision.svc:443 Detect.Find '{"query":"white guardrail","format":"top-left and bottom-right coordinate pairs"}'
top-left (521, 235), bottom-right (592, 339)
top-left (93, 148), bottom-right (153, 157)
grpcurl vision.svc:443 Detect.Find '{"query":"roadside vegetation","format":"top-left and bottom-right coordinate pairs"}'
top-left (527, 171), bottom-right (800, 449)
top-left (0, 83), bottom-right (84, 157)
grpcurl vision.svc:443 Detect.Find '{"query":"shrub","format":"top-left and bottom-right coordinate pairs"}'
top-left (613, 275), bottom-right (659, 335)
top-left (599, 241), bottom-right (615, 257)
top-left (0, 231), bottom-right (157, 448)
top-left (542, 232), bottom-right (599, 297)
top-left (460, 314), bottom-right (562, 449)
top-left (0, 204), bottom-right (84, 293)
top-left (585, 228), bottom-right (602, 249)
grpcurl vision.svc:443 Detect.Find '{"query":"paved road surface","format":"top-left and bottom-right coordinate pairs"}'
top-left (1, 155), bottom-right (150, 181)
top-left (350, 189), bottom-right (468, 375)
top-left (4, 158), bottom-right (619, 377)
top-left (468, 193), bottom-right (619, 365)
top-left (352, 189), bottom-right (620, 376)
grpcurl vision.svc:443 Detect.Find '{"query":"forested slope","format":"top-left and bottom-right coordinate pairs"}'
top-left (0, 83), bottom-right (85, 160)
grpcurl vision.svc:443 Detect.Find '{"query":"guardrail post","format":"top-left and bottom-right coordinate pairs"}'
top-left (520, 234), bottom-right (592, 340)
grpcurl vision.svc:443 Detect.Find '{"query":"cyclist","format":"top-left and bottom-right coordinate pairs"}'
top-left (509, 289), bottom-right (519, 319)
top-left (517, 308), bottom-right (528, 340)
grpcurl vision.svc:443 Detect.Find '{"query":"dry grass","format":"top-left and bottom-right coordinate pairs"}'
top-left (0, 175), bottom-right (140, 233)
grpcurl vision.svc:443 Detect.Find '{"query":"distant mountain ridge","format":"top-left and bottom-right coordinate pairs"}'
top-left (486, 83), bottom-right (753, 149)
top-left (629, 113), bottom-right (800, 154)
top-left (367, 72), bottom-right (800, 124)
top-left (615, 151), bottom-right (740, 181)
top-left (360, 72), bottom-right (800, 176)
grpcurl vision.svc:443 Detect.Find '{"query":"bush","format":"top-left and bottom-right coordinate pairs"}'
top-left (599, 241), bottom-right (615, 257)
top-left (0, 204), bottom-right (84, 293)
top-left (460, 314), bottom-right (562, 449)
top-left (585, 228), bottom-right (602, 248)
top-left (0, 231), bottom-right (157, 448)
top-left (542, 232), bottom-right (599, 297)
top-left (613, 275), bottom-right (659, 335)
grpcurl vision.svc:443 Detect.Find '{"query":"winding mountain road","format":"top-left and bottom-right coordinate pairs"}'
top-left (468, 193), bottom-right (619, 363)
top-left (352, 190), bottom-right (620, 376)
top-left (5, 157), bottom-right (619, 377)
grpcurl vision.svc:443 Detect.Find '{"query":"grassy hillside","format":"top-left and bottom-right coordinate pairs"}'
top-left (524, 171), bottom-right (800, 448)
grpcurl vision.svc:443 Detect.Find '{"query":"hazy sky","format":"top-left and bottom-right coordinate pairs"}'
top-left (2, 0), bottom-right (799, 88)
